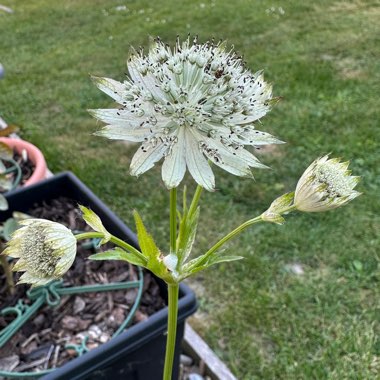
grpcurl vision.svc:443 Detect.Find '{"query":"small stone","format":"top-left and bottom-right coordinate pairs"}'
top-left (109, 307), bottom-right (125, 327)
top-left (88, 325), bottom-right (102, 340)
top-left (188, 374), bottom-right (205, 380)
top-left (180, 354), bottom-right (193, 366)
top-left (62, 316), bottom-right (79, 331)
top-left (284, 263), bottom-right (304, 275)
top-left (32, 314), bottom-right (45, 328)
top-left (66, 348), bottom-right (77, 358)
top-left (134, 310), bottom-right (148, 323)
top-left (86, 342), bottom-right (99, 350)
top-left (99, 333), bottom-right (110, 344)
top-left (125, 288), bottom-right (138, 304)
top-left (75, 333), bottom-right (87, 341)
top-left (73, 296), bottom-right (86, 314)
top-left (62, 315), bottom-right (91, 331)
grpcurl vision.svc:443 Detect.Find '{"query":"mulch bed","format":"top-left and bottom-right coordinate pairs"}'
top-left (0, 197), bottom-right (166, 374)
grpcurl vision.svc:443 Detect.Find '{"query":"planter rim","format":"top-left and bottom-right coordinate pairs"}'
top-left (0, 137), bottom-right (47, 187)
top-left (3, 172), bottom-right (198, 380)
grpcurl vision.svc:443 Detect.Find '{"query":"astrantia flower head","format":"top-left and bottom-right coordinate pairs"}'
top-left (90, 36), bottom-right (283, 191)
top-left (3, 219), bottom-right (76, 287)
top-left (294, 155), bottom-right (361, 212)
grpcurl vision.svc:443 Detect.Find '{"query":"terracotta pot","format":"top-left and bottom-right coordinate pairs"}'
top-left (0, 137), bottom-right (47, 187)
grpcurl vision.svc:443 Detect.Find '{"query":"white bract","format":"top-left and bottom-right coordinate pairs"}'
top-left (90, 37), bottom-right (283, 191)
top-left (3, 219), bottom-right (76, 287)
top-left (294, 155), bottom-right (361, 212)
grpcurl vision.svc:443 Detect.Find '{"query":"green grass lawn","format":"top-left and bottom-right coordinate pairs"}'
top-left (1, 0), bottom-right (379, 378)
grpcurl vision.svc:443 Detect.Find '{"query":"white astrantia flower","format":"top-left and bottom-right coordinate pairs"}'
top-left (90, 36), bottom-right (283, 191)
top-left (294, 155), bottom-right (361, 212)
top-left (2, 219), bottom-right (76, 287)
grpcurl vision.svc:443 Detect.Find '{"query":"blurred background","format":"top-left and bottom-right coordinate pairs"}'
top-left (0, 1), bottom-right (379, 378)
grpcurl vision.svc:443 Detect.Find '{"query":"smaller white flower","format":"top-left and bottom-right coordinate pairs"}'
top-left (2, 219), bottom-right (77, 287)
top-left (294, 155), bottom-right (360, 212)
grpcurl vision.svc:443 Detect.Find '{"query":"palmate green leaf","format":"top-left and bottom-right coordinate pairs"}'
top-left (207, 254), bottom-right (244, 266)
top-left (79, 205), bottom-right (111, 244)
top-left (89, 247), bottom-right (147, 267)
top-left (133, 209), bottom-right (161, 262)
top-left (133, 209), bottom-right (173, 282)
top-left (181, 250), bottom-right (244, 279)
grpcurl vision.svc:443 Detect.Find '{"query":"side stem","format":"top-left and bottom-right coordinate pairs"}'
top-left (204, 216), bottom-right (263, 259)
top-left (75, 232), bottom-right (147, 264)
top-left (163, 283), bottom-right (179, 380)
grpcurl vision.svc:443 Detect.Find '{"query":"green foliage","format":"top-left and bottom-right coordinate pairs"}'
top-left (183, 250), bottom-right (244, 277)
top-left (89, 247), bottom-right (147, 267)
top-left (133, 209), bottom-right (174, 283)
top-left (176, 188), bottom-right (200, 267)
top-left (79, 205), bottom-right (111, 243)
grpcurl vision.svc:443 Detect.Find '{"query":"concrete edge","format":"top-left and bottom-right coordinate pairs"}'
top-left (183, 323), bottom-right (237, 380)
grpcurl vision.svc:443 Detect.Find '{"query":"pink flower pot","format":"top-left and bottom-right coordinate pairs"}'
top-left (0, 137), bottom-right (47, 187)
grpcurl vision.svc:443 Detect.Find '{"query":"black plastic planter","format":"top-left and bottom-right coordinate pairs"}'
top-left (2, 172), bottom-right (198, 380)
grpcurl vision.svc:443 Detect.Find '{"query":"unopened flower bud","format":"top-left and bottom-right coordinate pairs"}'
top-left (294, 155), bottom-right (361, 212)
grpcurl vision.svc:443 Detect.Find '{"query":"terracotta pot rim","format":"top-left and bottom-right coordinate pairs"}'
top-left (0, 137), bottom-right (47, 187)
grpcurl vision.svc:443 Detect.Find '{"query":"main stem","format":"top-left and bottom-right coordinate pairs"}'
top-left (188, 185), bottom-right (203, 216)
top-left (170, 188), bottom-right (177, 253)
top-left (163, 188), bottom-right (179, 380)
top-left (163, 283), bottom-right (179, 380)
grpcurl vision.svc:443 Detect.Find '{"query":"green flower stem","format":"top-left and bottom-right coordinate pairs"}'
top-left (163, 283), bottom-right (179, 380)
top-left (75, 231), bottom-right (107, 240)
top-left (188, 185), bottom-right (203, 216)
top-left (170, 188), bottom-right (177, 254)
top-left (204, 202), bottom-right (298, 262)
top-left (75, 232), bottom-right (146, 262)
top-left (203, 216), bottom-right (263, 262)
top-left (0, 254), bottom-right (15, 295)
